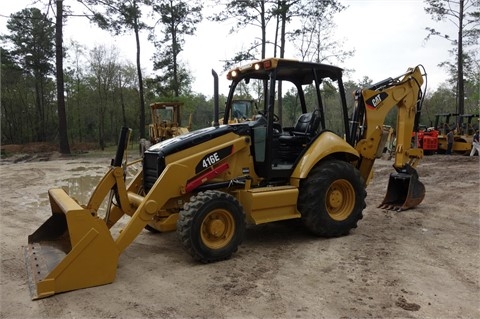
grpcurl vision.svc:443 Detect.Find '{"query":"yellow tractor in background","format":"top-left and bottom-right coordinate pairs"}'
top-left (434, 113), bottom-right (478, 154)
top-left (231, 99), bottom-right (257, 122)
top-left (215, 99), bottom-right (257, 125)
top-left (25, 58), bottom-right (427, 300)
top-left (148, 101), bottom-right (191, 144)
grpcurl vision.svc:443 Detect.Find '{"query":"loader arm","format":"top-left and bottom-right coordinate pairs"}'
top-left (113, 162), bottom-right (192, 252)
top-left (25, 127), bottom-right (252, 299)
top-left (24, 162), bottom-right (191, 300)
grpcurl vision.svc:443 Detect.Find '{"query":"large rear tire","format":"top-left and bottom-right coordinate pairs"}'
top-left (298, 160), bottom-right (366, 237)
top-left (177, 190), bottom-right (245, 263)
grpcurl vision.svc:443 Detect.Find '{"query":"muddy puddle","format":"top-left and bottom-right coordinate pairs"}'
top-left (34, 163), bottom-right (142, 215)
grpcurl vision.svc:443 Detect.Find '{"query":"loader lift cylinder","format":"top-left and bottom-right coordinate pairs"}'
top-left (113, 126), bottom-right (131, 167)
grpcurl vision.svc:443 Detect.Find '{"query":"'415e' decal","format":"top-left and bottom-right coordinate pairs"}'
top-left (195, 145), bottom-right (233, 174)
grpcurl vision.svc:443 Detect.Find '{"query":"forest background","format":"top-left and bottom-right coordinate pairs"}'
top-left (1, 0), bottom-right (479, 153)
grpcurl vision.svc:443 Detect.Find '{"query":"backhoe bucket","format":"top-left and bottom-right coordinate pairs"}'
top-left (379, 168), bottom-right (425, 211)
top-left (24, 188), bottom-right (119, 300)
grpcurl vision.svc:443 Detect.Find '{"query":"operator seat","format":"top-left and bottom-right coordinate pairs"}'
top-left (277, 110), bottom-right (320, 162)
top-left (279, 110), bottom-right (320, 144)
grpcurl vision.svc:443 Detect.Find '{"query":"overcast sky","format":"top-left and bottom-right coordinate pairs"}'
top-left (1, 0), bottom-right (468, 97)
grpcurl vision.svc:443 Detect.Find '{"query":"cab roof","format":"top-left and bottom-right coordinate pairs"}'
top-left (226, 58), bottom-right (343, 85)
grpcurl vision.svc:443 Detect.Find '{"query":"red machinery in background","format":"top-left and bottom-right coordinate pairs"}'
top-left (415, 125), bottom-right (439, 155)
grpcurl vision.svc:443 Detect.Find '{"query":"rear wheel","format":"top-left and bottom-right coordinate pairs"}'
top-left (298, 160), bottom-right (366, 237)
top-left (177, 190), bottom-right (245, 263)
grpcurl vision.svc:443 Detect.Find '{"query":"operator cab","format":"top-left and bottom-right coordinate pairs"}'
top-left (222, 58), bottom-right (350, 184)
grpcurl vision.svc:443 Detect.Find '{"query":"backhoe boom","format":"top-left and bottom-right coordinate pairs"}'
top-left (351, 66), bottom-right (426, 210)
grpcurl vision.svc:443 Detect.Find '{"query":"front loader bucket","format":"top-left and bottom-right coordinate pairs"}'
top-left (24, 188), bottom-right (119, 300)
top-left (379, 168), bottom-right (425, 211)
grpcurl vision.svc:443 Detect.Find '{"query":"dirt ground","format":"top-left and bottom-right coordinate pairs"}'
top-left (0, 150), bottom-right (479, 319)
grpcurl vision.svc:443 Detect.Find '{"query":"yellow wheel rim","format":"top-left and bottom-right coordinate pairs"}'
top-left (326, 179), bottom-right (355, 221)
top-left (200, 209), bottom-right (235, 249)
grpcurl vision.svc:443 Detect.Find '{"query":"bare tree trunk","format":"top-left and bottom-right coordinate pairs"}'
top-left (134, 17), bottom-right (146, 138)
top-left (34, 80), bottom-right (43, 142)
top-left (261, 0), bottom-right (266, 59)
top-left (277, 0), bottom-right (288, 123)
top-left (99, 103), bottom-right (106, 150)
top-left (119, 76), bottom-right (127, 126)
top-left (55, 0), bottom-right (70, 154)
top-left (172, 24), bottom-right (179, 97)
top-left (457, 0), bottom-right (465, 119)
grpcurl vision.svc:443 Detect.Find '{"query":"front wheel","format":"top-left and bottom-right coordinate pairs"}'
top-left (298, 160), bottom-right (366, 237)
top-left (177, 190), bottom-right (246, 263)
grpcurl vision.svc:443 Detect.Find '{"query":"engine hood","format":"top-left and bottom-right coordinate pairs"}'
top-left (145, 123), bottom-right (250, 157)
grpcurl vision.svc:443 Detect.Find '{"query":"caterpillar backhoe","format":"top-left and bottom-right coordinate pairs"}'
top-left (24, 58), bottom-right (427, 300)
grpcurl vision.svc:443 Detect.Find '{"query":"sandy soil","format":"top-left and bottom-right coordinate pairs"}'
top-left (0, 151), bottom-right (479, 319)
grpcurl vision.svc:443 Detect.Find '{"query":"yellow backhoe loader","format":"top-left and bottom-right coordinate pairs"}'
top-left (25, 58), bottom-right (427, 300)
top-left (149, 101), bottom-right (191, 144)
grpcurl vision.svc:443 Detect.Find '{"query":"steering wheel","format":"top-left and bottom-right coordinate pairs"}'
top-left (257, 110), bottom-right (279, 122)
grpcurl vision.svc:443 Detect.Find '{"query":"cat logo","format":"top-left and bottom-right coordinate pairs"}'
top-left (366, 92), bottom-right (388, 109)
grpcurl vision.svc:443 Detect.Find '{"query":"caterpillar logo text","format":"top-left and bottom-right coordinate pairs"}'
top-left (366, 92), bottom-right (388, 109)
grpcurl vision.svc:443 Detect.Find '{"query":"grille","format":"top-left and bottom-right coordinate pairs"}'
top-left (143, 152), bottom-right (165, 194)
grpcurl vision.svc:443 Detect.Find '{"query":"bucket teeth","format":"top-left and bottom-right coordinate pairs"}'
top-left (24, 244), bottom-right (47, 300)
top-left (378, 203), bottom-right (408, 212)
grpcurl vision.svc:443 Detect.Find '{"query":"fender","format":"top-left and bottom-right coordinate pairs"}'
top-left (291, 131), bottom-right (359, 180)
